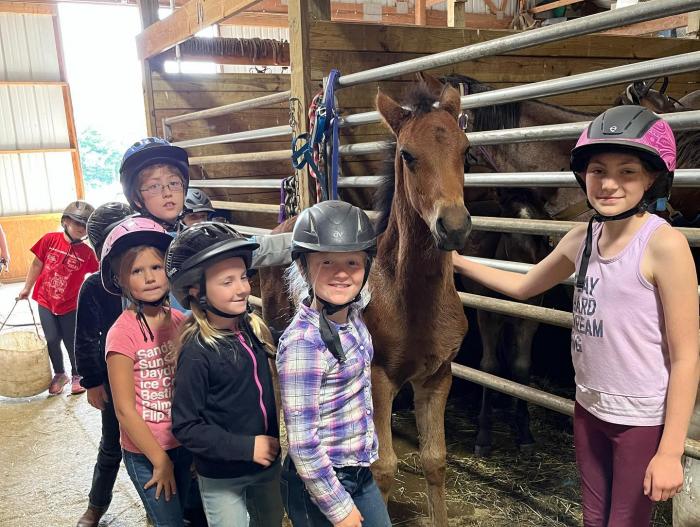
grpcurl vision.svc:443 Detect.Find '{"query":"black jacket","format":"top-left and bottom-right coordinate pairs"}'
top-left (172, 330), bottom-right (279, 479)
top-left (75, 273), bottom-right (123, 389)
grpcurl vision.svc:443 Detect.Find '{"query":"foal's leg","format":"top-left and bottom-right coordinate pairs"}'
top-left (411, 362), bottom-right (452, 527)
top-left (371, 366), bottom-right (399, 502)
top-left (512, 318), bottom-right (538, 454)
top-left (475, 309), bottom-right (504, 457)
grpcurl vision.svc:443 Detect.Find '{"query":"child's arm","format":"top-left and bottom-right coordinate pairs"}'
top-left (17, 257), bottom-right (43, 300)
top-left (250, 233), bottom-right (293, 269)
top-left (75, 278), bottom-right (109, 409)
top-left (107, 352), bottom-right (177, 501)
top-left (452, 225), bottom-right (585, 300)
top-left (277, 339), bottom-right (356, 525)
top-left (172, 346), bottom-right (279, 465)
top-left (644, 227), bottom-right (700, 502)
top-left (0, 225), bottom-right (10, 271)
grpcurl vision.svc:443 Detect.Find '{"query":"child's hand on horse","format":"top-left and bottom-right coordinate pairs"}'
top-left (145, 454), bottom-right (177, 501)
top-left (643, 451), bottom-right (684, 501)
top-left (253, 435), bottom-right (280, 466)
top-left (334, 505), bottom-right (363, 527)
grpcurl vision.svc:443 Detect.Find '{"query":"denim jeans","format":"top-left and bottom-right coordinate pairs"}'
top-left (280, 456), bottom-right (391, 527)
top-left (123, 446), bottom-right (193, 527)
top-left (87, 383), bottom-right (122, 509)
top-left (198, 459), bottom-right (284, 527)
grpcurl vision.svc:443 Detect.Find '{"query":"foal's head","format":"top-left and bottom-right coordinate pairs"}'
top-left (376, 74), bottom-right (471, 251)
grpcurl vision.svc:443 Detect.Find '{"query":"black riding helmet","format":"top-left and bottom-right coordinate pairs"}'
top-left (119, 137), bottom-right (190, 224)
top-left (87, 202), bottom-right (134, 258)
top-left (292, 200), bottom-right (377, 362)
top-left (165, 221), bottom-right (259, 314)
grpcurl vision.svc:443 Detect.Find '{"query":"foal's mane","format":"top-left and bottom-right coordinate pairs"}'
top-left (374, 82), bottom-right (441, 236)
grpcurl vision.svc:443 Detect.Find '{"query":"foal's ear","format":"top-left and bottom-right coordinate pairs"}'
top-left (416, 72), bottom-right (445, 96)
top-left (438, 83), bottom-right (462, 121)
top-left (376, 90), bottom-right (411, 135)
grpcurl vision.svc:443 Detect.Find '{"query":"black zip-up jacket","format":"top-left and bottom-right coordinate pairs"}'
top-left (75, 273), bottom-right (123, 389)
top-left (172, 330), bottom-right (279, 479)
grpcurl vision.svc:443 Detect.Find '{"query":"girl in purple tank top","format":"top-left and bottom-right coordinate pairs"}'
top-left (453, 106), bottom-right (699, 527)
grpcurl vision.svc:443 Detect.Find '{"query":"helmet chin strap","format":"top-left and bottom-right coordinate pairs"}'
top-left (130, 292), bottom-right (169, 342)
top-left (576, 201), bottom-right (646, 290)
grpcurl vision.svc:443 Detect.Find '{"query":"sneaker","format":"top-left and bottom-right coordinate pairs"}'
top-left (48, 373), bottom-right (69, 395)
top-left (71, 375), bottom-right (86, 395)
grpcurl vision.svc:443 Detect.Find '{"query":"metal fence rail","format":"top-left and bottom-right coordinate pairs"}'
top-left (189, 168), bottom-right (700, 190)
top-left (337, 0), bottom-right (700, 87)
top-left (165, 91), bottom-right (291, 126)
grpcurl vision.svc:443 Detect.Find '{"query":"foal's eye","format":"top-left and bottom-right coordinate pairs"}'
top-left (400, 149), bottom-right (416, 166)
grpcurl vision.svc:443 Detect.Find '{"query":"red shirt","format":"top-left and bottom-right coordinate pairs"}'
top-left (31, 232), bottom-right (99, 315)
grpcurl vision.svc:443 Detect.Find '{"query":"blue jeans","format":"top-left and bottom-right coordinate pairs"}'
top-left (123, 447), bottom-right (192, 527)
top-left (198, 459), bottom-right (284, 527)
top-left (280, 456), bottom-right (391, 527)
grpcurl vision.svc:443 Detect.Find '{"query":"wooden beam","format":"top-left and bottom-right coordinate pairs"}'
top-left (528, 0), bottom-right (582, 15)
top-left (137, 0), bottom-right (160, 136)
top-left (0, 2), bottom-right (55, 14)
top-left (161, 49), bottom-right (290, 66)
top-left (447, 0), bottom-right (465, 28)
top-left (0, 81), bottom-right (68, 87)
top-left (601, 14), bottom-right (688, 36)
top-left (136, 0), bottom-right (264, 60)
top-left (223, 4), bottom-right (512, 28)
top-left (0, 148), bottom-right (77, 155)
top-left (415, 0), bottom-right (426, 25)
top-left (288, 0), bottom-right (330, 210)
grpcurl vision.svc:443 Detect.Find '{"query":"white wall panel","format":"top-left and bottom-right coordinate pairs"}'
top-left (0, 13), bottom-right (60, 81)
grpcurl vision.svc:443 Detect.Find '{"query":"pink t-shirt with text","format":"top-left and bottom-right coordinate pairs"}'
top-left (106, 309), bottom-right (185, 453)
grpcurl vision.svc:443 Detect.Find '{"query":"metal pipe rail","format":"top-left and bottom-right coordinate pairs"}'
top-left (172, 124), bottom-right (291, 149)
top-left (340, 110), bottom-right (700, 155)
top-left (471, 216), bottom-right (700, 247)
top-left (189, 149), bottom-right (291, 166)
top-left (190, 179), bottom-right (283, 189)
top-left (450, 363), bottom-right (700, 460)
top-left (189, 168), bottom-right (700, 190)
top-left (345, 55), bottom-right (700, 128)
top-left (211, 200), bottom-right (280, 213)
top-left (337, 0), bottom-right (700, 88)
top-left (164, 91), bottom-right (291, 126)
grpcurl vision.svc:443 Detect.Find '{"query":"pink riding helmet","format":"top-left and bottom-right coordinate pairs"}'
top-left (570, 105), bottom-right (676, 205)
top-left (100, 216), bottom-right (173, 296)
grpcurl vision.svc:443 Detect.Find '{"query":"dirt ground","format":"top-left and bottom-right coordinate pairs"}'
top-left (0, 282), bottom-right (672, 526)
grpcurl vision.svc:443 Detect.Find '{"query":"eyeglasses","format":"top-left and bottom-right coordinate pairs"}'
top-left (139, 180), bottom-right (185, 196)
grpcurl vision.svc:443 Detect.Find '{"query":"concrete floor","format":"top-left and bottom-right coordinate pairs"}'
top-left (0, 282), bottom-right (146, 527)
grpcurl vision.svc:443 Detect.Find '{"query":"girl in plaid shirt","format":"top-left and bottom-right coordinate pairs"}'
top-left (277, 201), bottom-right (391, 527)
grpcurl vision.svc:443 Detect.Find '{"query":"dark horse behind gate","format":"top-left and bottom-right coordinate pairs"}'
top-left (443, 74), bottom-right (700, 459)
top-left (259, 74), bottom-right (471, 526)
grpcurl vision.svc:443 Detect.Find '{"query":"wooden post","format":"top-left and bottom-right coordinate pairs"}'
top-left (52, 7), bottom-right (85, 199)
top-left (415, 0), bottom-right (427, 26)
top-left (287, 0), bottom-right (330, 211)
top-left (447, 0), bottom-right (465, 27)
top-left (136, 0), bottom-right (160, 136)
top-left (688, 11), bottom-right (700, 38)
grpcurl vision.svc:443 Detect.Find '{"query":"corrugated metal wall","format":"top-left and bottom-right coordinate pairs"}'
top-left (0, 12), bottom-right (76, 216)
top-left (0, 13), bottom-right (61, 81)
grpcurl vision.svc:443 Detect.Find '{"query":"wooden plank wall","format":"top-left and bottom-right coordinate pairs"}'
top-left (0, 214), bottom-right (62, 283)
top-left (152, 71), bottom-right (291, 229)
top-left (307, 22), bottom-right (700, 193)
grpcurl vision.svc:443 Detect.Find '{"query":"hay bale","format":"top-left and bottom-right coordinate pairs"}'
top-left (0, 331), bottom-right (51, 397)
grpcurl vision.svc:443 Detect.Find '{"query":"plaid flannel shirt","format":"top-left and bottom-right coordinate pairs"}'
top-left (277, 302), bottom-right (378, 524)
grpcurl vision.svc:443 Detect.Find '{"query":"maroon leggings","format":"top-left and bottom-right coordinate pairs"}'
top-left (574, 403), bottom-right (664, 527)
